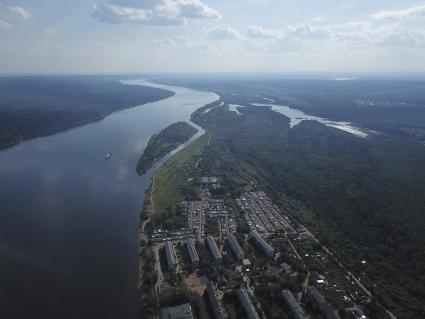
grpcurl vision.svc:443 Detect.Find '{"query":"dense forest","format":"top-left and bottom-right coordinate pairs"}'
top-left (136, 121), bottom-right (198, 176)
top-left (0, 76), bottom-right (174, 149)
top-left (190, 100), bottom-right (425, 318)
top-left (155, 76), bottom-right (425, 144)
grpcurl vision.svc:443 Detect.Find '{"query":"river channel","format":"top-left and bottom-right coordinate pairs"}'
top-left (0, 80), bottom-right (218, 319)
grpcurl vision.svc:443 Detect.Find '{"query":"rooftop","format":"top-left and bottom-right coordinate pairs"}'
top-left (165, 241), bottom-right (177, 271)
top-left (250, 230), bottom-right (274, 257)
top-left (238, 288), bottom-right (260, 319)
top-left (282, 289), bottom-right (309, 319)
top-left (226, 231), bottom-right (245, 262)
top-left (186, 238), bottom-right (199, 265)
top-left (160, 303), bottom-right (193, 319)
top-left (207, 235), bottom-right (222, 261)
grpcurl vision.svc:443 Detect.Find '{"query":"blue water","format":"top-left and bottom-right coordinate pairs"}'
top-left (0, 80), bottom-right (218, 319)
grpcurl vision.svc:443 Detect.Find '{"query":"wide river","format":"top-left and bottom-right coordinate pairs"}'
top-left (0, 80), bottom-right (218, 319)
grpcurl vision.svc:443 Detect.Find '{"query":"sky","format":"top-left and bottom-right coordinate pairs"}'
top-left (1, 0), bottom-right (425, 74)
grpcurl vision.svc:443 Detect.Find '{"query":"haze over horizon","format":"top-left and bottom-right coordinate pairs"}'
top-left (1, 0), bottom-right (425, 74)
top-left (2, 2), bottom-right (425, 319)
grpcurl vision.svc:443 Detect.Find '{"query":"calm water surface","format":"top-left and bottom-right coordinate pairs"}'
top-left (247, 102), bottom-right (367, 138)
top-left (0, 80), bottom-right (218, 319)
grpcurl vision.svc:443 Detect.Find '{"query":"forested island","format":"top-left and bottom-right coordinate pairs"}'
top-left (155, 76), bottom-right (425, 145)
top-left (0, 76), bottom-right (174, 150)
top-left (136, 121), bottom-right (198, 176)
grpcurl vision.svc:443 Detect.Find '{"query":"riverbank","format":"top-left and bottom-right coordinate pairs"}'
top-left (0, 76), bottom-right (174, 151)
top-left (138, 133), bottom-right (209, 317)
top-left (0, 79), bottom-right (218, 319)
top-left (136, 121), bottom-right (198, 176)
top-left (137, 94), bottom-right (417, 318)
top-left (138, 132), bottom-right (209, 237)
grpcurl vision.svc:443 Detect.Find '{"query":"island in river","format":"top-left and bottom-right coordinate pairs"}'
top-left (136, 121), bottom-right (198, 176)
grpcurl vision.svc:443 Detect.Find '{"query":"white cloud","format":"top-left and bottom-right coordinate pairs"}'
top-left (150, 38), bottom-right (177, 46)
top-left (336, 21), bottom-right (371, 30)
top-left (151, 36), bottom-right (211, 52)
top-left (108, 0), bottom-right (163, 9)
top-left (371, 4), bottom-right (425, 21)
top-left (177, 36), bottom-right (210, 50)
top-left (178, 0), bottom-right (221, 19)
top-left (246, 23), bottom-right (331, 42)
top-left (241, 15), bottom-right (425, 53)
top-left (242, 4), bottom-right (425, 50)
top-left (333, 23), bottom-right (425, 49)
top-left (247, 26), bottom-right (281, 39)
top-left (92, 3), bottom-right (174, 26)
top-left (208, 24), bottom-right (242, 40)
top-left (0, 19), bottom-right (10, 30)
top-left (375, 28), bottom-right (425, 47)
top-left (92, 0), bottom-right (220, 26)
top-left (284, 23), bottom-right (330, 39)
top-left (9, 6), bottom-right (32, 20)
top-left (334, 31), bottom-right (374, 50)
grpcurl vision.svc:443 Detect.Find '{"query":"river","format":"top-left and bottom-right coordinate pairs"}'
top-left (0, 80), bottom-right (218, 319)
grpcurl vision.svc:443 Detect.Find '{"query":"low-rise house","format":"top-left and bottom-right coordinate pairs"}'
top-left (160, 303), bottom-right (193, 319)
top-left (281, 262), bottom-right (292, 273)
top-left (242, 258), bottom-right (252, 272)
top-left (152, 228), bottom-right (195, 242)
top-left (202, 176), bottom-right (218, 184)
top-left (352, 308), bottom-right (367, 319)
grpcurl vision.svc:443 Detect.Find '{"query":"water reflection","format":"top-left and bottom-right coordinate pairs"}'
top-left (253, 103), bottom-right (368, 138)
top-left (0, 80), bottom-right (218, 319)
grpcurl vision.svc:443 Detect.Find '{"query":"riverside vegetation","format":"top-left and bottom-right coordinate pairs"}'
top-left (136, 121), bottom-right (198, 176)
top-left (0, 76), bottom-right (174, 149)
top-left (139, 86), bottom-right (425, 318)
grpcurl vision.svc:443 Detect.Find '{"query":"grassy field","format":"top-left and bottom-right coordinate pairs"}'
top-left (138, 133), bottom-right (209, 318)
top-left (150, 133), bottom-right (208, 230)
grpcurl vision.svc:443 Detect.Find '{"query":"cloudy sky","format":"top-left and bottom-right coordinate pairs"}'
top-left (1, 0), bottom-right (425, 73)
